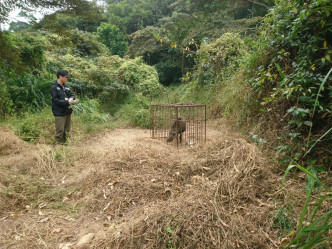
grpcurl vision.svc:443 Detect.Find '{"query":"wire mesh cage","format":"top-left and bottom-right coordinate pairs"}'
top-left (150, 104), bottom-right (206, 147)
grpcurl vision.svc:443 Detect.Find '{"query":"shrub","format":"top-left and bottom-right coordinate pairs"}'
top-left (155, 59), bottom-right (182, 85)
top-left (7, 108), bottom-right (54, 143)
top-left (117, 57), bottom-right (163, 98)
top-left (6, 99), bottom-right (113, 144)
top-left (244, 0), bottom-right (332, 162)
top-left (0, 80), bottom-right (13, 119)
top-left (18, 34), bottom-right (45, 70)
top-left (181, 32), bottom-right (248, 112)
top-left (70, 29), bottom-right (108, 57)
top-left (196, 32), bottom-right (247, 82)
top-left (72, 98), bottom-right (113, 135)
top-left (0, 32), bottom-right (45, 73)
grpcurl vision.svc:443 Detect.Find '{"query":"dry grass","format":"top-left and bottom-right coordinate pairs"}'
top-left (0, 126), bottom-right (301, 249)
top-left (88, 134), bottom-right (280, 248)
top-left (0, 127), bottom-right (29, 156)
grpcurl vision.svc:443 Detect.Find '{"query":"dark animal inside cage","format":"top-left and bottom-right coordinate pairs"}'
top-left (150, 104), bottom-right (206, 147)
top-left (166, 117), bottom-right (186, 143)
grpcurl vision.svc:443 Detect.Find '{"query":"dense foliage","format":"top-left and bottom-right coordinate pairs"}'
top-left (126, 0), bottom-right (269, 85)
top-left (97, 22), bottom-right (128, 57)
top-left (105, 0), bottom-right (176, 34)
top-left (181, 32), bottom-right (248, 107)
top-left (244, 0), bottom-right (331, 165)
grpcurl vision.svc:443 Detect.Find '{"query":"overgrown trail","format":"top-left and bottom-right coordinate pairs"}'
top-left (0, 126), bottom-right (285, 248)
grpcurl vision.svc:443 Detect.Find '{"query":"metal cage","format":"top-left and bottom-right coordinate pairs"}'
top-left (150, 104), bottom-right (206, 147)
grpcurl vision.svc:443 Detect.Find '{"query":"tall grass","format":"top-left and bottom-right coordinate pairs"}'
top-left (282, 163), bottom-right (331, 248)
top-left (5, 72), bottom-right (53, 112)
top-left (281, 69), bottom-right (332, 249)
top-left (114, 93), bottom-right (151, 128)
top-left (72, 98), bottom-right (114, 136)
top-left (5, 98), bottom-right (114, 144)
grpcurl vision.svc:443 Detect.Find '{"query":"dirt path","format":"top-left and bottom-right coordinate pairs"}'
top-left (83, 128), bottom-right (151, 148)
top-left (0, 127), bottom-right (282, 249)
top-left (81, 127), bottom-right (222, 151)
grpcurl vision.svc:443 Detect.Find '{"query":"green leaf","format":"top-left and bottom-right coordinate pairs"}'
top-left (282, 164), bottom-right (295, 187)
top-left (294, 164), bottom-right (331, 191)
top-left (303, 121), bottom-right (312, 127)
top-left (303, 224), bottom-right (332, 232)
top-left (306, 68), bottom-right (332, 147)
top-left (166, 226), bottom-right (173, 234)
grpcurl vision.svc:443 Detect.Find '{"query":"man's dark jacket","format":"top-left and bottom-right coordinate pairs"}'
top-left (50, 81), bottom-right (75, 116)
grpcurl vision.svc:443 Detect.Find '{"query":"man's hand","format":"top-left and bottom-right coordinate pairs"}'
top-left (69, 98), bottom-right (79, 105)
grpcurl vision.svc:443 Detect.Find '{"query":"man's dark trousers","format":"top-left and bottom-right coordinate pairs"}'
top-left (54, 114), bottom-right (71, 144)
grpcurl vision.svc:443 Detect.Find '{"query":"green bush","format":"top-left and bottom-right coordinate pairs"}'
top-left (70, 29), bottom-right (108, 57)
top-left (154, 58), bottom-right (183, 85)
top-left (18, 34), bottom-right (45, 70)
top-left (195, 33), bottom-right (247, 83)
top-left (117, 57), bottom-right (163, 98)
top-left (0, 80), bottom-right (13, 119)
top-left (72, 98), bottom-right (114, 135)
top-left (0, 32), bottom-right (45, 73)
top-left (45, 48), bottom-right (131, 105)
top-left (181, 32), bottom-right (248, 112)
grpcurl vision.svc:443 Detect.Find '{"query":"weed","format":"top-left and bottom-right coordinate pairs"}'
top-left (55, 151), bottom-right (62, 162)
top-left (282, 164), bottom-right (331, 248)
top-left (6, 108), bottom-right (53, 143)
top-left (272, 206), bottom-right (296, 236)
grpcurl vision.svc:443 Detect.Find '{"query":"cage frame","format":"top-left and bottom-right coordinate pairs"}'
top-left (150, 103), bottom-right (207, 148)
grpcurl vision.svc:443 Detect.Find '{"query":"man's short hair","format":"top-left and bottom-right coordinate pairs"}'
top-left (57, 70), bottom-right (68, 79)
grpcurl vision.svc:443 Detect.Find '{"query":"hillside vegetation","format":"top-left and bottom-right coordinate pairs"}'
top-left (0, 0), bottom-right (331, 248)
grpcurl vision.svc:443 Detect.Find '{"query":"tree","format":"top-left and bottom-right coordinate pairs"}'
top-left (0, 0), bottom-right (96, 23)
top-left (97, 22), bottom-right (128, 57)
top-left (31, 9), bottom-right (105, 33)
top-left (105, 0), bottom-right (176, 34)
top-left (8, 11), bottom-right (37, 32)
top-left (127, 26), bottom-right (183, 85)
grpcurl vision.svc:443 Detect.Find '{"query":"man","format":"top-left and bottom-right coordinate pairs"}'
top-left (50, 70), bottom-right (79, 145)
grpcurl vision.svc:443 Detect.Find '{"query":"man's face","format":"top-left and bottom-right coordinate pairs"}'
top-left (59, 75), bottom-right (68, 85)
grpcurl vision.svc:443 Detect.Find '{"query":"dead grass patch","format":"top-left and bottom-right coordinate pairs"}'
top-left (0, 127), bottom-right (29, 156)
top-left (68, 132), bottom-right (282, 248)
top-left (0, 127), bottom-right (303, 249)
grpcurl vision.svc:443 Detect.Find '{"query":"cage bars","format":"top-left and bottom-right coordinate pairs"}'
top-left (150, 104), bottom-right (206, 147)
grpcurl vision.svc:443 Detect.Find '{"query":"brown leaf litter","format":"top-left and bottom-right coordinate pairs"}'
top-left (0, 126), bottom-right (316, 248)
